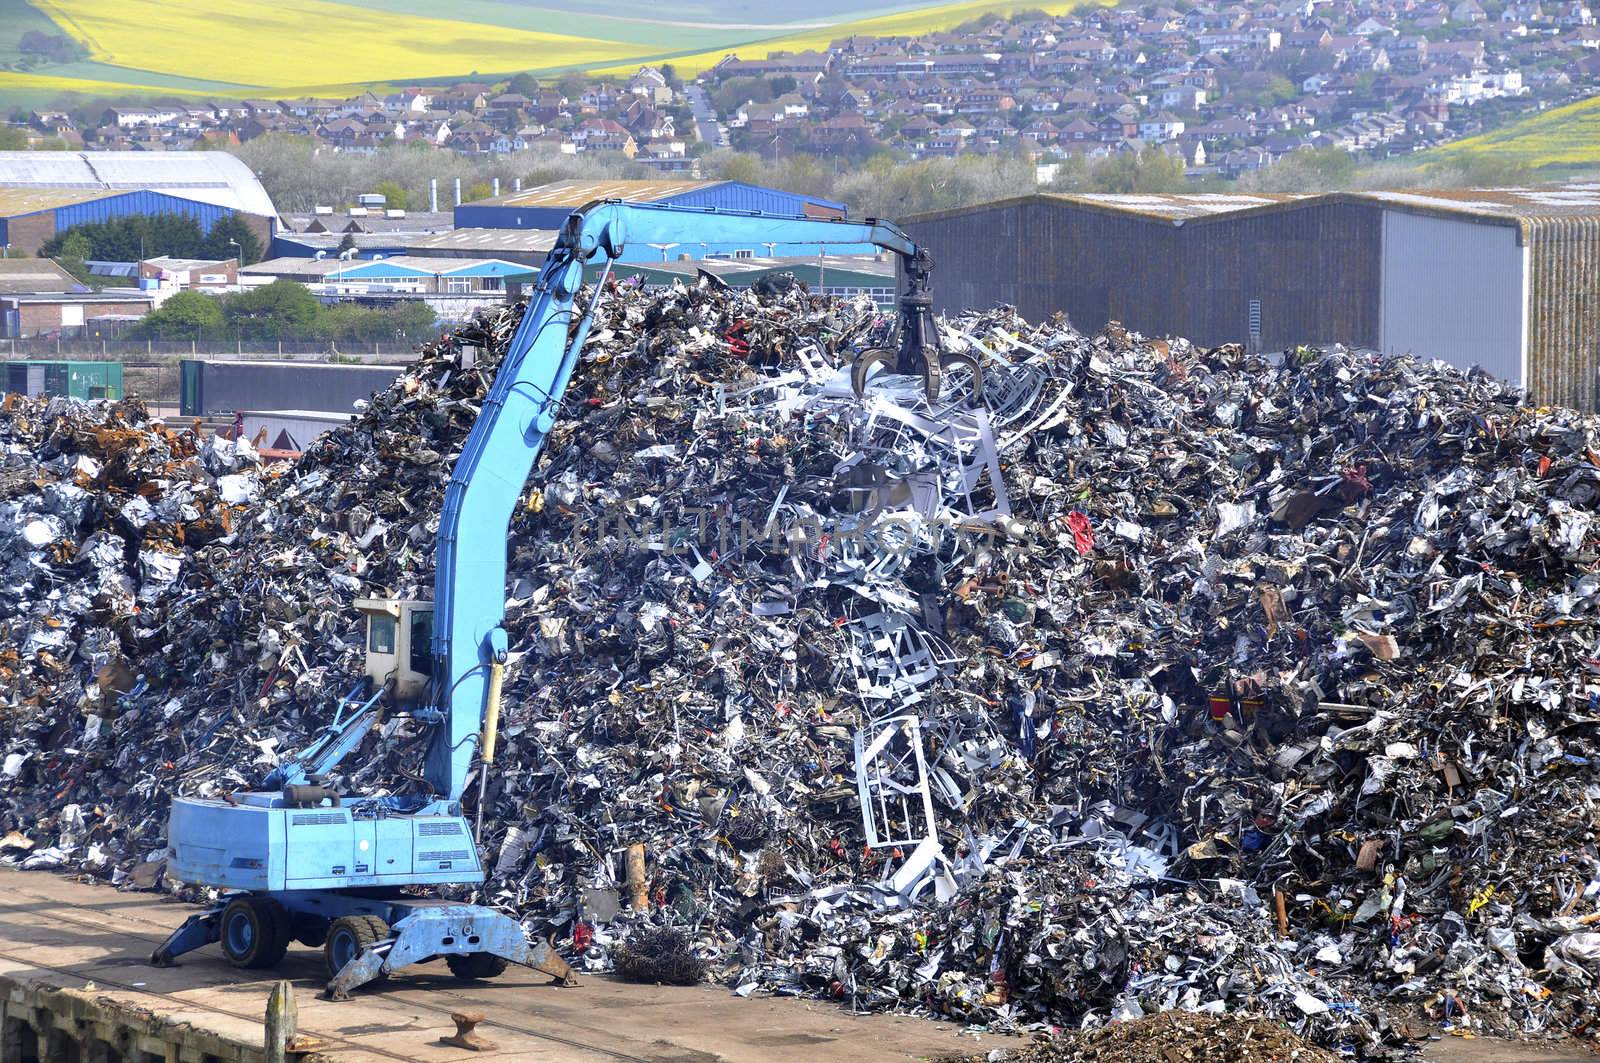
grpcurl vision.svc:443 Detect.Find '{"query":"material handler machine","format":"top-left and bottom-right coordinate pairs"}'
top-left (151, 199), bottom-right (976, 996)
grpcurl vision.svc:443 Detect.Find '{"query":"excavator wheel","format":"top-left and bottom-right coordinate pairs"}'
top-left (219, 896), bottom-right (291, 969)
top-left (446, 952), bottom-right (510, 980)
top-left (324, 915), bottom-right (391, 981)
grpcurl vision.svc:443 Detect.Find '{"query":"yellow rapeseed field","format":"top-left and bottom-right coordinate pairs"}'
top-left (32, 0), bottom-right (644, 88)
top-left (0, 69), bottom-right (211, 97)
top-left (1428, 94), bottom-right (1600, 171)
top-left (594, 0), bottom-right (1111, 75)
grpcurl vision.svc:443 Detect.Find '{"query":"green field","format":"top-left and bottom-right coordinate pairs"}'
top-left (1425, 94), bottom-right (1600, 174)
top-left (0, 0), bottom-right (1099, 106)
top-left (0, 0), bottom-right (67, 64)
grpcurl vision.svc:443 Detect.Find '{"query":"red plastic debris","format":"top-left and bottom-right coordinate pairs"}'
top-left (1065, 511), bottom-right (1094, 555)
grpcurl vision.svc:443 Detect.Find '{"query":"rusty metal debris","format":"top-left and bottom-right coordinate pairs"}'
top-left (3, 278), bottom-right (1600, 1058)
top-left (438, 1011), bottom-right (495, 1052)
top-left (944, 1011), bottom-right (1342, 1063)
top-left (612, 927), bottom-right (707, 986)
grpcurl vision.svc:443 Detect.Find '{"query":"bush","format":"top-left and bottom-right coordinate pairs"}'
top-left (131, 292), bottom-right (225, 338)
top-left (225, 280), bottom-right (322, 336)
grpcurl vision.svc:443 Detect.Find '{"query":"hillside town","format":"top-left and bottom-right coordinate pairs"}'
top-left (7, 0), bottom-right (1599, 180)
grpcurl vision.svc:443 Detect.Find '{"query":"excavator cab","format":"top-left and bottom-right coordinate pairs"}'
top-left (354, 598), bottom-right (433, 702)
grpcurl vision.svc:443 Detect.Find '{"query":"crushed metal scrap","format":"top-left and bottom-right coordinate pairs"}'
top-left (3, 278), bottom-right (1600, 1058)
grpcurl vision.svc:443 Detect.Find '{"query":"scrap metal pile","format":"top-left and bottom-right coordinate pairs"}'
top-left (3, 279), bottom-right (1600, 1056)
top-left (0, 395), bottom-right (262, 868)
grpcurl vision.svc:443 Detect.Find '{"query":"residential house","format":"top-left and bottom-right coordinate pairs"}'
top-left (570, 118), bottom-right (637, 156)
top-left (627, 66), bottom-right (673, 105)
top-left (103, 106), bottom-right (179, 128)
top-left (1138, 111), bottom-right (1187, 140)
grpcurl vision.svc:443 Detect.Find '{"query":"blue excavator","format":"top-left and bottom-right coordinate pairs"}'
top-left (150, 200), bottom-right (978, 997)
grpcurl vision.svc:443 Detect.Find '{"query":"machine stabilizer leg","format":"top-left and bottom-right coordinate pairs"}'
top-left (325, 905), bottom-right (575, 999)
top-left (150, 904), bottom-right (226, 967)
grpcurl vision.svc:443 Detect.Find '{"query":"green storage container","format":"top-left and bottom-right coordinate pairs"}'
top-left (1, 360), bottom-right (122, 400)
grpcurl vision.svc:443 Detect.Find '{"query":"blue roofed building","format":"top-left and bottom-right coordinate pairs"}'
top-left (453, 179), bottom-right (870, 261)
top-left (319, 256), bottom-right (526, 293)
top-left (244, 255), bottom-right (527, 294)
top-left (0, 151), bottom-right (277, 255)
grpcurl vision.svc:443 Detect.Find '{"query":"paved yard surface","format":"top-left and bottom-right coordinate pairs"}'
top-left (0, 869), bottom-right (1590, 1062)
top-left (0, 869), bottom-right (974, 1062)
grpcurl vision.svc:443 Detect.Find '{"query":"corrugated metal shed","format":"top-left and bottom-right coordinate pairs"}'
top-left (405, 228), bottom-right (558, 264)
top-left (1524, 215), bottom-right (1600, 411)
top-left (470, 179), bottom-right (716, 209)
top-left (1052, 192), bottom-right (1307, 220)
top-left (1361, 184), bottom-right (1600, 218)
top-left (665, 181), bottom-right (847, 217)
top-left (902, 186), bottom-right (1600, 411)
top-left (281, 211), bottom-right (454, 234)
top-left (0, 151), bottom-right (276, 217)
top-left (241, 258), bottom-right (348, 279)
top-left (269, 233), bottom-right (413, 259)
top-left (1, 187), bottom-right (275, 255)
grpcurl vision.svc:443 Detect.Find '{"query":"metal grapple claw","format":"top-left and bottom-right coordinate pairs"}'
top-left (848, 246), bottom-right (981, 406)
top-left (936, 349), bottom-right (983, 402)
top-left (850, 346), bottom-right (983, 405)
top-left (850, 347), bottom-right (895, 399)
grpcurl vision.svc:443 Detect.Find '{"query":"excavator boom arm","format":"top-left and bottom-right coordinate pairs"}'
top-left (423, 200), bottom-right (944, 802)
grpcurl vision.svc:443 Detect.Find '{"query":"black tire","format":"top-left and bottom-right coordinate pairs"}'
top-left (445, 952), bottom-right (510, 980)
top-left (219, 896), bottom-right (290, 969)
top-left (323, 915), bottom-right (390, 980)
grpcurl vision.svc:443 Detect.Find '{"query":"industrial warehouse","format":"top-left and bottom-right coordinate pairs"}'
top-left (903, 186), bottom-right (1600, 411)
top-left (0, 151), bottom-right (277, 255)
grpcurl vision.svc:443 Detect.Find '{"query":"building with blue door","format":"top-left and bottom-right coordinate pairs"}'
top-left (453, 179), bottom-right (869, 262)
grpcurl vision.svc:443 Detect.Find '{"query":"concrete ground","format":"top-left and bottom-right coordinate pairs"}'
top-left (0, 869), bottom-right (1589, 1063)
top-left (0, 869), bottom-right (974, 1062)
top-left (1423, 1039), bottom-right (1595, 1062)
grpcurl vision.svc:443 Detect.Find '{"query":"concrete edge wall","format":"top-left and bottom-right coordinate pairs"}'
top-left (0, 974), bottom-right (301, 1063)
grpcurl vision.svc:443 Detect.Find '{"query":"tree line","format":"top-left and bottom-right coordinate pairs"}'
top-left (42, 212), bottom-right (264, 269)
top-left (221, 126), bottom-right (1554, 232)
top-left (133, 280), bottom-right (439, 344)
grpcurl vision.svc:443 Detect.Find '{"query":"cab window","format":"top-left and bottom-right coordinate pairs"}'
top-left (368, 614), bottom-right (396, 655)
top-left (409, 609), bottom-right (433, 676)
